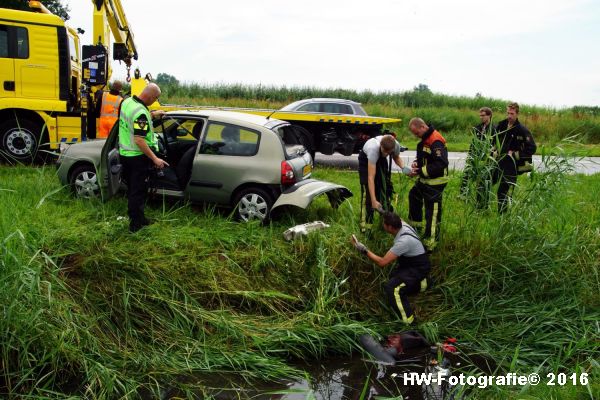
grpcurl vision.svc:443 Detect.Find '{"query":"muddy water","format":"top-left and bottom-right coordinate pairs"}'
top-left (161, 349), bottom-right (495, 400)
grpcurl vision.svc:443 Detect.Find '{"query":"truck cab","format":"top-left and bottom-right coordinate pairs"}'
top-left (0, 7), bottom-right (81, 162)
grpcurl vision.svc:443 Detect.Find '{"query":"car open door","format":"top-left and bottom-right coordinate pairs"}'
top-left (271, 179), bottom-right (352, 213)
top-left (99, 123), bottom-right (122, 201)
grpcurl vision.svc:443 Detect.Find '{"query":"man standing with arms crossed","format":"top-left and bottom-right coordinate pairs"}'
top-left (118, 83), bottom-right (169, 233)
top-left (492, 102), bottom-right (537, 213)
top-left (407, 118), bottom-right (449, 251)
top-left (358, 134), bottom-right (411, 231)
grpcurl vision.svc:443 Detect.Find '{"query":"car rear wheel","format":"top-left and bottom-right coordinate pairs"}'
top-left (234, 187), bottom-right (273, 222)
top-left (70, 164), bottom-right (101, 199)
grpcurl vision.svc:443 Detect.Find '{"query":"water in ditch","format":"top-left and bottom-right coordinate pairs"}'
top-left (157, 346), bottom-right (495, 400)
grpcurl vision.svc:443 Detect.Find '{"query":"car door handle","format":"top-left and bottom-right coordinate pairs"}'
top-left (4, 81), bottom-right (15, 91)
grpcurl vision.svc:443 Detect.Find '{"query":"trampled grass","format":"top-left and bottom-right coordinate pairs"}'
top-left (0, 160), bottom-right (598, 398)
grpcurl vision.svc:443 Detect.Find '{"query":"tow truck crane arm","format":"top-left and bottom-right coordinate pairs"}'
top-left (92, 0), bottom-right (138, 80)
top-left (79, 0), bottom-right (144, 139)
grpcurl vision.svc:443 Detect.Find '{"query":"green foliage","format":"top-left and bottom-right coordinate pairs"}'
top-left (155, 72), bottom-right (180, 87)
top-left (155, 82), bottom-right (600, 149)
top-left (0, 160), bottom-right (598, 398)
top-left (0, 0), bottom-right (70, 20)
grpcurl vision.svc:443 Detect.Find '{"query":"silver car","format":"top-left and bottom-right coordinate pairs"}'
top-left (56, 110), bottom-right (352, 222)
top-left (281, 98), bottom-right (368, 116)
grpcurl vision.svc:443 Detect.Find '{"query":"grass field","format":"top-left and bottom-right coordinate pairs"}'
top-left (153, 82), bottom-right (600, 156)
top-left (1, 158), bottom-right (598, 398)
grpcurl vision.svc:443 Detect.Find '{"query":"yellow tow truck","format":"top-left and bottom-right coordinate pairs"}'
top-left (0, 0), bottom-right (149, 162)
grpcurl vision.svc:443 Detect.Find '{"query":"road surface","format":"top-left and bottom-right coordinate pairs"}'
top-left (315, 151), bottom-right (600, 175)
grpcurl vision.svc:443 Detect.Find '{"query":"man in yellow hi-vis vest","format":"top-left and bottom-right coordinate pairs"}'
top-left (96, 81), bottom-right (124, 138)
top-left (118, 83), bottom-right (169, 233)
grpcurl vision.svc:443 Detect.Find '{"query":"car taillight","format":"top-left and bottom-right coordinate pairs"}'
top-left (281, 161), bottom-right (296, 185)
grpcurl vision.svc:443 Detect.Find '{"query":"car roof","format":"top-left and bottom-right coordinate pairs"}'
top-left (294, 98), bottom-right (362, 105)
top-left (165, 109), bottom-right (285, 129)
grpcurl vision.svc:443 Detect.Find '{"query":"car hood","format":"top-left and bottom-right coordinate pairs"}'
top-left (271, 179), bottom-right (352, 212)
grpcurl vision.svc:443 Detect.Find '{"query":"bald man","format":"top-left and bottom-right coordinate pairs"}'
top-left (118, 83), bottom-right (168, 232)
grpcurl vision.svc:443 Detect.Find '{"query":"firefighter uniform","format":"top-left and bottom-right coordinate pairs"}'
top-left (97, 91), bottom-right (123, 138)
top-left (492, 118), bottom-right (537, 213)
top-left (383, 224), bottom-right (431, 324)
top-left (118, 95), bottom-right (158, 232)
top-left (408, 127), bottom-right (449, 250)
top-left (358, 136), bottom-right (403, 228)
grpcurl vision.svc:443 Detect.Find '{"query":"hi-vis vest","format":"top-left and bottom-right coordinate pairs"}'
top-left (418, 130), bottom-right (449, 186)
top-left (97, 92), bottom-right (123, 138)
top-left (118, 97), bottom-right (158, 157)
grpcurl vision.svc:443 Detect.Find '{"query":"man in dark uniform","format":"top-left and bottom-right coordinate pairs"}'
top-left (358, 134), bottom-right (410, 230)
top-left (460, 107), bottom-right (495, 208)
top-left (352, 212), bottom-right (430, 324)
top-left (118, 83), bottom-right (169, 232)
top-left (407, 118), bottom-right (449, 251)
top-left (492, 102), bottom-right (537, 213)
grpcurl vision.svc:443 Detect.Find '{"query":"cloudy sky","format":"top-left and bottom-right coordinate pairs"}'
top-left (66, 0), bottom-right (600, 108)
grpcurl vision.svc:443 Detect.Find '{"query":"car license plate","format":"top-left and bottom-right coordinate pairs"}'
top-left (303, 164), bottom-right (312, 176)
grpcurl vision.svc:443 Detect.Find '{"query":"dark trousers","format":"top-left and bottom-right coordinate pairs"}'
top-left (359, 151), bottom-right (393, 225)
top-left (384, 271), bottom-right (428, 324)
top-left (121, 155), bottom-right (151, 230)
top-left (408, 181), bottom-right (446, 245)
top-left (492, 156), bottom-right (517, 214)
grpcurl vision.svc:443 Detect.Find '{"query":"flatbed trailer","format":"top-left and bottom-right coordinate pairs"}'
top-left (159, 104), bottom-right (401, 157)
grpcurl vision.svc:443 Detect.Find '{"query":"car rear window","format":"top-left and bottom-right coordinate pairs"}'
top-left (354, 104), bottom-right (368, 116)
top-left (272, 125), bottom-right (310, 159)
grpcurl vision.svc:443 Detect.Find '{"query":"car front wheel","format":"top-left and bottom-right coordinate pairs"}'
top-left (234, 187), bottom-right (273, 222)
top-left (70, 164), bottom-right (101, 199)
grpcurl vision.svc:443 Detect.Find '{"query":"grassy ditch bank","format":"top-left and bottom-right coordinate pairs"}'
top-left (0, 162), bottom-right (598, 398)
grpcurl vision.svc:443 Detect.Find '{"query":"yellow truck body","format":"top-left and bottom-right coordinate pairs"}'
top-left (0, 7), bottom-right (82, 161)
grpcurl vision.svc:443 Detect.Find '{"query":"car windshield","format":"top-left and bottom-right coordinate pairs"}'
top-left (280, 100), bottom-right (305, 111)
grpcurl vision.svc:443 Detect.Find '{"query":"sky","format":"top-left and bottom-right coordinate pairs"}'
top-left (65, 0), bottom-right (600, 108)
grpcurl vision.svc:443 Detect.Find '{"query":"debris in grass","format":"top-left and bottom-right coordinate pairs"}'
top-left (283, 221), bottom-right (330, 241)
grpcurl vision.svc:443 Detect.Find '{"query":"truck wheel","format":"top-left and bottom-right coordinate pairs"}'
top-left (0, 118), bottom-right (44, 163)
top-left (292, 125), bottom-right (316, 160)
top-left (234, 187), bottom-right (273, 223)
top-left (70, 164), bottom-right (101, 199)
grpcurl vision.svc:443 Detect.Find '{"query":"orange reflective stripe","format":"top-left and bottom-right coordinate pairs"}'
top-left (98, 92), bottom-right (123, 138)
top-left (423, 130), bottom-right (446, 147)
